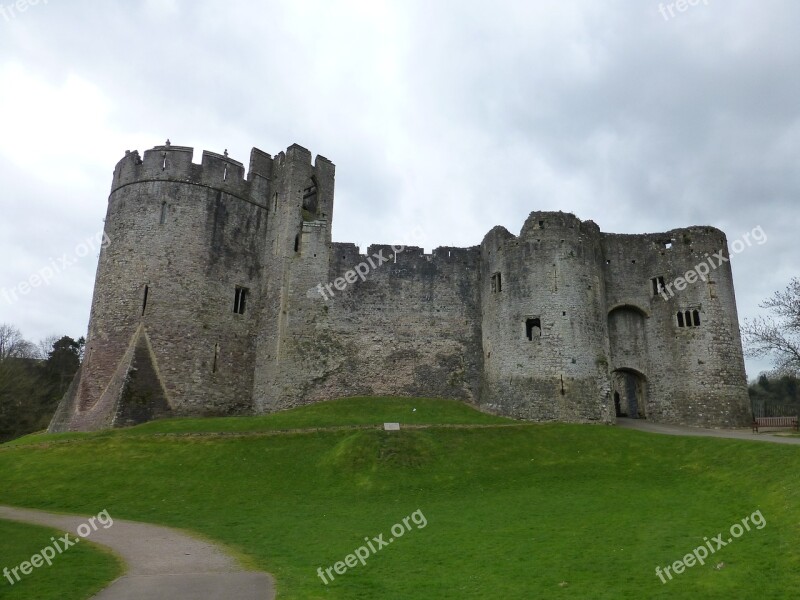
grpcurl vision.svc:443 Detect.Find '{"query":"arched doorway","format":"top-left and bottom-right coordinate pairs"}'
top-left (612, 368), bottom-right (647, 419)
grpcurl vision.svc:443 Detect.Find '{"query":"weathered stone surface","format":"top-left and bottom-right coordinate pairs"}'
top-left (48, 142), bottom-right (751, 432)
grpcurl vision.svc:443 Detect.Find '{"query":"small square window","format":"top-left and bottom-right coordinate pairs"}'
top-left (526, 318), bottom-right (541, 340)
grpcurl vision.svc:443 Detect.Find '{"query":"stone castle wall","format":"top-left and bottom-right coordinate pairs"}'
top-left (49, 142), bottom-right (752, 432)
top-left (601, 228), bottom-right (750, 427)
top-left (480, 213), bottom-right (612, 422)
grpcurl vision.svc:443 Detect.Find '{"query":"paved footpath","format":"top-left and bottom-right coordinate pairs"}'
top-left (0, 505), bottom-right (274, 599)
top-left (616, 417), bottom-right (800, 445)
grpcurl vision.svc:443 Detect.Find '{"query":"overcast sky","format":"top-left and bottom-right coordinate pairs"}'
top-left (1, 0), bottom-right (797, 378)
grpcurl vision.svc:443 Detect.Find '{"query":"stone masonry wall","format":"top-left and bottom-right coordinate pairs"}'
top-left (296, 244), bottom-right (484, 407)
top-left (480, 212), bottom-right (613, 423)
top-left (51, 142), bottom-right (752, 432)
top-left (602, 227), bottom-right (750, 426)
top-left (50, 144), bottom-right (270, 431)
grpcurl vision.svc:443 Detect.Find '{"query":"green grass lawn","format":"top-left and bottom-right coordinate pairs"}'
top-left (0, 397), bottom-right (798, 599)
top-left (0, 519), bottom-right (123, 599)
top-left (5, 397), bottom-right (514, 448)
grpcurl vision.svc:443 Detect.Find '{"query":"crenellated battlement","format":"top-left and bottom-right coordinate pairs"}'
top-left (330, 243), bottom-right (480, 274)
top-left (111, 143), bottom-right (254, 201)
top-left (111, 142), bottom-right (333, 207)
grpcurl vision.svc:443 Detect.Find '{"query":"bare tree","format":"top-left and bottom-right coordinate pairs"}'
top-left (36, 335), bottom-right (61, 360)
top-left (743, 278), bottom-right (800, 374)
top-left (0, 324), bottom-right (36, 361)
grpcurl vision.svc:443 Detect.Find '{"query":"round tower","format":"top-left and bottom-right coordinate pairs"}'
top-left (50, 143), bottom-right (270, 431)
top-left (479, 212), bottom-right (613, 422)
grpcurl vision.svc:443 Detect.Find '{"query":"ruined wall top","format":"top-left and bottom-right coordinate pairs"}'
top-left (110, 142), bottom-right (334, 205)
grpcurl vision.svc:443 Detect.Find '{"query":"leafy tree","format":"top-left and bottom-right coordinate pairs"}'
top-left (0, 325), bottom-right (84, 442)
top-left (42, 336), bottom-right (85, 397)
top-left (748, 372), bottom-right (800, 417)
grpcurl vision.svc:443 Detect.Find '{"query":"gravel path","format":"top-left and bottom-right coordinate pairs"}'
top-left (0, 505), bottom-right (274, 599)
top-left (616, 417), bottom-right (800, 445)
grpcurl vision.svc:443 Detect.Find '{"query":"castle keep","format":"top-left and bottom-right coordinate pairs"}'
top-left (49, 142), bottom-right (751, 432)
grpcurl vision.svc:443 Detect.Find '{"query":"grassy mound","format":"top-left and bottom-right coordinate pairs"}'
top-left (6, 397), bottom-right (514, 448)
top-left (1, 397), bottom-right (798, 599)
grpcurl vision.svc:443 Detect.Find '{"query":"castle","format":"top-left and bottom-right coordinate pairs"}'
top-left (49, 142), bottom-right (752, 432)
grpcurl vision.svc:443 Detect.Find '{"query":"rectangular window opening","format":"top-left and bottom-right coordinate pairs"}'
top-left (526, 317), bottom-right (541, 341)
top-left (212, 343), bottom-right (220, 373)
top-left (651, 276), bottom-right (665, 296)
top-left (677, 308), bottom-right (702, 328)
top-left (234, 286), bottom-right (249, 315)
top-left (159, 202), bottom-right (167, 225)
top-left (491, 272), bottom-right (502, 293)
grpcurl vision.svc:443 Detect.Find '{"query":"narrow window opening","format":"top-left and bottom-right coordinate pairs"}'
top-left (234, 286), bottom-right (249, 315)
top-left (159, 202), bottom-right (167, 225)
top-left (273, 193), bottom-right (278, 211)
top-left (678, 308), bottom-right (702, 328)
top-left (526, 318), bottom-right (541, 340)
top-left (560, 374), bottom-right (565, 395)
top-left (539, 220), bottom-right (544, 228)
top-left (223, 165), bottom-right (228, 181)
top-left (212, 343), bottom-right (220, 373)
top-left (294, 234), bottom-right (300, 253)
top-left (142, 285), bottom-right (149, 316)
top-left (162, 153), bottom-right (167, 170)
top-left (651, 276), bottom-right (665, 296)
top-left (491, 272), bottom-right (502, 293)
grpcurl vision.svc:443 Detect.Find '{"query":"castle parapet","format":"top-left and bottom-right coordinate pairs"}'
top-left (111, 143), bottom-right (276, 204)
